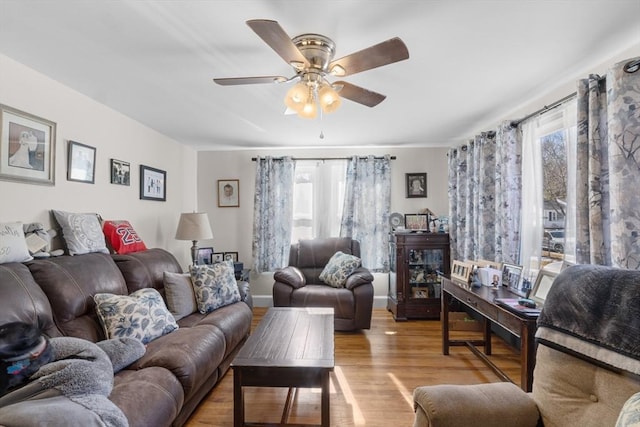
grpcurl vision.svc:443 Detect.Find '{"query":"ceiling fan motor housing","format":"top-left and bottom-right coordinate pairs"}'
top-left (292, 34), bottom-right (336, 73)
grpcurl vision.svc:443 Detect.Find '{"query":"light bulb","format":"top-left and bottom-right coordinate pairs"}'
top-left (284, 82), bottom-right (307, 112)
top-left (319, 85), bottom-right (341, 113)
top-left (298, 100), bottom-right (318, 119)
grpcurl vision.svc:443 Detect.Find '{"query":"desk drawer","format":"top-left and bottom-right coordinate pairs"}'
top-left (445, 284), bottom-right (498, 320)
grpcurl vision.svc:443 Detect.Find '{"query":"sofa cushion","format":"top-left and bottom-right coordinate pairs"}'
top-left (102, 220), bottom-right (147, 254)
top-left (112, 248), bottom-right (183, 294)
top-left (290, 285), bottom-right (355, 319)
top-left (189, 261), bottom-right (241, 314)
top-left (163, 272), bottom-right (197, 321)
top-left (0, 222), bottom-right (33, 264)
top-left (52, 210), bottom-right (109, 256)
top-left (319, 251), bottom-right (361, 288)
top-left (94, 288), bottom-right (178, 344)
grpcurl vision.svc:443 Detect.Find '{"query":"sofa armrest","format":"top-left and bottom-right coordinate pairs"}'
top-left (413, 383), bottom-right (540, 427)
top-left (345, 267), bottom-right (374, 290)
top-left (273, 266), bottom-right (306, 289)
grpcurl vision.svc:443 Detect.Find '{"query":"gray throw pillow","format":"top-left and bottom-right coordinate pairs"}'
top-left (51, 210), bottom-right (108, 256)
top-left (163, 272), bottom-right (197, 321)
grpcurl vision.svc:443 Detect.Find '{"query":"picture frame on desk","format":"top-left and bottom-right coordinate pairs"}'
top-left (451, 260), bottom-right (473, 283)
top-left (501, 263), bottom-right (525, 296)
top-left (224, 252), bottom-right (238, 263)
top-left (211, 252), bottom-right (224, 263)
top-left (530, 268), bottom-right (559, 306)
top-left (196, 247), bottom-right (213, 265)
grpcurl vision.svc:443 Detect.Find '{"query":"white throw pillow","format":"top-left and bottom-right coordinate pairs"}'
top-left (189, 261), bottom-right (241, 314)
top-left (52, 210), bottom-right (109, 256)
top-left (0, 222), bottom-right (33, 264)
top-left (94, 288), bottom-right (178, 344)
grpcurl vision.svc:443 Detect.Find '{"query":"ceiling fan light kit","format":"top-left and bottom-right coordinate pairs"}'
top-left (213, 19), bottom-right (409, 120)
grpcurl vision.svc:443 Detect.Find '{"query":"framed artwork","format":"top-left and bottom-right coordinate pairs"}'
top-left (412, 287), bottom-right (429, 299)
top-left (211, 252), bottom-right (224, 263)
top-left (404, 213), bottom-right (429, 231)
top-left (218, 179), bottom-right (239, 207)
top-left (406, 172), bottom-right (427, 198)
top-left (196, 247), bottom-right (214, 265)
top-left (0, 103), bottom-right (56, 185)
top-left (224, 252), bottom-right (239, 263)
top-left (501, 263), bottom-right (525, 296)
top-left (530, 269), bottom-right (559, 306)
top-left (451, 260), bottom-right (473, 283)
top-left (67, 141), bottom-right (96, 183)
top-left (110, 158), bottom-right (130, 185)
top-left (140, 165), bottom-right (166, 201)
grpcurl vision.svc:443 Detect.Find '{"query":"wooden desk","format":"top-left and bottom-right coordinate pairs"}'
top-left (232, 307), bottom-right (334, 427)
top-left (441, 276), bottom-right (538, 391)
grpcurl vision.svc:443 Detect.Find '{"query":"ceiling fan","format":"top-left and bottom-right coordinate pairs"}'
top-left (213, 19), bottom-right (410, 119)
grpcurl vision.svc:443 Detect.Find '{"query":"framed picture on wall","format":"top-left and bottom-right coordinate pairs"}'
top-left (218, 179), bottom-right (239, 207)
top-left (110, 158), bottom-right (130, 185)
top-left (406, 172), bottom-right (427, 198)
top-left (67, 141), bottom-right (96, 184)
top-left (140, 165), bottom-right (166, 201)
top-left (0, 103), bottom-right (56, 186)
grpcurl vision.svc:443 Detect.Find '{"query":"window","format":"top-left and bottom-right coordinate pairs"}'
top-left (291, 160), bottom-right (347, 242)
top-left (521, 100), bottom-right (577, 279)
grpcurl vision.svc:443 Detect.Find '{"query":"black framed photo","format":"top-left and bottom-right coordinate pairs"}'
top-left (501, 263), bottom-right (525, 295)
top-left (224, 252), bottom-right (239, 263)
top-left (0, 103), bottom-right (56, 186)
top-left (406, 172), bottom-right (427, 198)
top-left (196, 247), bottom-right (214, 265)
top-left (67, 140), bottom-right (96, 184)
top-left (140, 164), bottom-right (166, 201)
top-left (211, 252), bottom-right (224, 263)
top-left (404, 213), bottom-right (429, 231)
top-left (110, 158), bottom-right (130, 185)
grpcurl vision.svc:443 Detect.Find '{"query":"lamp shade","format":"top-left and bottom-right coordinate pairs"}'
top-left (175, 213), bottom-right (213, 241)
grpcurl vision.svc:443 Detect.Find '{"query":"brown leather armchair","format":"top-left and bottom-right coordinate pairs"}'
top-left (273, 237), bottom-right (374, 331)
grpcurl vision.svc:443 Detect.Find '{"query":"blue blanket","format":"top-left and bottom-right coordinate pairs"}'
top-left (536, 264), bottom-right (640, 373)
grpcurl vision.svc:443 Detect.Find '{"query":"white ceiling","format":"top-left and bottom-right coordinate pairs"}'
top-left (0, 0), bottom-right (638, 151)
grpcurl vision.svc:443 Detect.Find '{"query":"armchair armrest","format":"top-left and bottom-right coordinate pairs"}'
top-left (345, 267), bottom-right (374, 290)
top-left (273, 266), bottom-right (306, 289)
top-left (413, 383), bottom-right (539, 427)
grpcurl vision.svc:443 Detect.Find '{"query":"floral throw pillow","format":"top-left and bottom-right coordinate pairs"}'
top-left (616, 392), bottom-right (640, 427)
top-left (94, 288), bottom-right (178, 344)
top-left (319, 251), bottom-right (361, 288)
top-left (189, 261), bottom-right (241, 314)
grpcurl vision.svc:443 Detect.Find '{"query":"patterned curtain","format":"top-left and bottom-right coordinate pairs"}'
top-left (448, 123), bottom-right (521, 263)
top-left (575, 57), bottom-right (640, 268)
top-left (340, 155), bottom-right (391, 272)
top-left (252, 156), bottom-right (296, 273)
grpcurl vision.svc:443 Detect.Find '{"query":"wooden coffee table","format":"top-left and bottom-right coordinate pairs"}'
top-left (232, 307), bottom-right (335, 427)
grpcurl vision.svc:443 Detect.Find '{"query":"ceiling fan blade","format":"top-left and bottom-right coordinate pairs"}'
top-left (334, 81), bottom-right (386, 107)
top-left (213, 76), bottom-right (288, 86)
top-left (246, 19), bottom-right (309, 68)
top-left (329, 37), bottom-right (409, 77)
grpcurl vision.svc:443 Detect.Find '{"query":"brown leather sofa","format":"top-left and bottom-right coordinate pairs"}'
top-left (0, 248), bottom-right (253, 427)
top-left (273, 237), bottom-right (374, 331)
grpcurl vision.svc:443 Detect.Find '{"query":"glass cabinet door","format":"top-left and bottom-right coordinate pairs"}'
top-left (408, 248), bottom-right (444, 299)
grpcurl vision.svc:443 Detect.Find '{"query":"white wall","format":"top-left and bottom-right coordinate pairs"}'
top-left (0, 53), bottom-right (197, 267)
top-left (197, 146), bottom-right (450, 307)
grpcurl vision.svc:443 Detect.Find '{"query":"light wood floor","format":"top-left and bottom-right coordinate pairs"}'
top-left (185, 307), bottom-right (521, 427)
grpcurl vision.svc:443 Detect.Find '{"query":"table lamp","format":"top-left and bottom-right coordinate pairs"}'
top-left (175, 212), bottom-right (213, 265)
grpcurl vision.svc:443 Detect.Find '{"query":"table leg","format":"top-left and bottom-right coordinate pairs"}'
top-left (233, 369), bottom-right (244, 427)
top-left (442, 291), bottom-right (450, 355)
top-left (483, 318), bottom-right (492, 355)
top-left (321, 371), bottom-right (330, 427)
top-left (520, 322), bottom-right (537, 392)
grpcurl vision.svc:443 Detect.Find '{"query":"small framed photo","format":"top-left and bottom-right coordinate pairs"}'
top-left (406, 172), bottom-right (427, 198)
top-left (224, 252), bottom-right (239, 263)
top-left (530, 269), bottom-right (559, 306)
top-left (140, 165), bottom-right (166, 201)
top-left (404, 213), bottom-right (429, 231)
top-left (412, 287), bottom-right (429, 299)
top-left (451, 260), bottom-right (473, 283)
top-left (211, 252), bottom-right (224, 263)
top-left (0, 103), bottom-right (56, 186)
top-left (218, 179), bottom-right (239, 207)
top-left (501, 263), bottom-right (525, 295)
top-left (196, 247), bottom-right (214, 265)
top-left (67, 141), bottom-right (96, 183)
top-left (110, 158), bottom-right (130, 185)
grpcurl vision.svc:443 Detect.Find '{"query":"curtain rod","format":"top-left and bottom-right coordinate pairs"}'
top-left (251, 156), bottom-right (396, 161)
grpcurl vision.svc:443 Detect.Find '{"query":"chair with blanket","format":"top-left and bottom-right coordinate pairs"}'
top-left (412, 264), bottom-right (640, 427)
top-left (273, 237), bottom-right (374, 331)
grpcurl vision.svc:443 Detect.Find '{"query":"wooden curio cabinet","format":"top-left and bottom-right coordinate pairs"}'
top-left (387, 232), bottom-right (450, 320)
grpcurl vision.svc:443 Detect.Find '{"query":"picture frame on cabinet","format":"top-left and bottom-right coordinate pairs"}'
top-left (404, 213), bottom-right (429, 231)
top-left (140, 165), bottom-right (166, 201)
top-left (0, 103), bottom-right (56, 186)
top-left (67, 141), bottom-right (96, 184)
